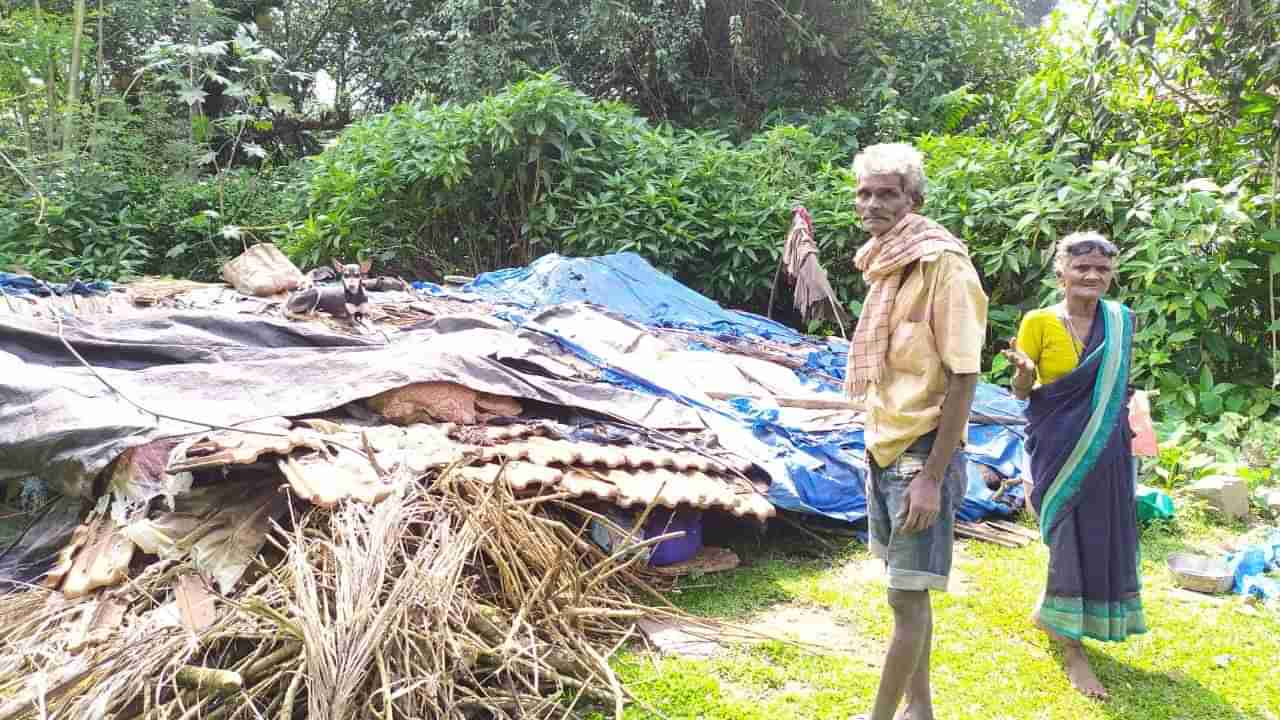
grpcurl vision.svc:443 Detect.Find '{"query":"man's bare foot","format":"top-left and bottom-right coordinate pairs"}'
top-left (1061, 641), bottom-right (1108, 699)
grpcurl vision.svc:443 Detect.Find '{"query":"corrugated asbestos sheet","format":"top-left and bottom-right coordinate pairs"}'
top-left (164, 419), bottom-right (773, 520)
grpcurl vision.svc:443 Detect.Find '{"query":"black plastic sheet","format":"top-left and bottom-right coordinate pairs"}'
top-left (1, 311), bottom-right (702, 499)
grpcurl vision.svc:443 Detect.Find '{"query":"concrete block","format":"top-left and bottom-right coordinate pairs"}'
top-left (1188, 475), bottom-right (1250, 522)
top-left (1264, 489), bottom-right (1280, 516)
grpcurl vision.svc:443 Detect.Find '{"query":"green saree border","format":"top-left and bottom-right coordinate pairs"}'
top-left (1038, 594), bottom-right (1148, 643)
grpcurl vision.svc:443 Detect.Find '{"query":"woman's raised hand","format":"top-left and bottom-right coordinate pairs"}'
top-left (1002, 338), bottom-right (1037, 396)
top-left (1002, 338), bottom-right (1036, 376)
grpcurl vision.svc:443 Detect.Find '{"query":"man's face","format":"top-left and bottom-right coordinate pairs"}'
top-left (855, 173), bottom-right (915, 236)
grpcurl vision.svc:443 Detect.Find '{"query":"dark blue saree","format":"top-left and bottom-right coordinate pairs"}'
top-left (1027, 300), bottom-right (1147, 642)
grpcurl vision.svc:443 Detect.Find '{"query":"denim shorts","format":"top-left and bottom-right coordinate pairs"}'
top-left (867, 436), bottom-right (966, 592)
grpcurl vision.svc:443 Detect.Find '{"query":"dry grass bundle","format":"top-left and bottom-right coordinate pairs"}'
top-left (0, 466), bottom-right (692, 720)
top-left (124, 278), bottom-right (223, 306)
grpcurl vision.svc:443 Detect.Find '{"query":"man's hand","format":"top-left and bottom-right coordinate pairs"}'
top-left (902, 372), bottom-right (977, 534)
top-left (898, 471), bottom-right (943, 533)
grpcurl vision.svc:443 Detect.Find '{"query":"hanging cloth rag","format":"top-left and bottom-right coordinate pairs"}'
top-left (769, 206), bottom-right (850, 335)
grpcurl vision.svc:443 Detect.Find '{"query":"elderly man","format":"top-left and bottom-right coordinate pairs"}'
top-left (846, 143), bottom-right (987, 720)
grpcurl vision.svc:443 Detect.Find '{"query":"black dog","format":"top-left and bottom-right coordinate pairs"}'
top-left (286, 259), bottom-right (372, 324)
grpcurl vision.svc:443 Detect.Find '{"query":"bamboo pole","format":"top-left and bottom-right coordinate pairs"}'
top-left (35, 0), bottom-right (58, 153)
top-left (62, 0), bottom-right (88, 154)
top-left (1269, 130), bottom-right (1278, 387)
top-left (89, 0), bottom-right (105, 161)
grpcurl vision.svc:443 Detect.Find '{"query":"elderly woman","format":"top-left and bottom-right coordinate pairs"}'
top-left (1003, 231), bottom-right (1145, 700)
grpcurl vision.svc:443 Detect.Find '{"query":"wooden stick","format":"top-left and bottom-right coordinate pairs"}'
top-left (174, 666), bottom-right (243, 694)
top-left (964, 521), bottom-right (1032, 546)
top-left (705, 391), bottom-right (861, 411)
top-left (0, 659), bottom-right (90, 720)
top-left (775, 513), bottom-right (836, 553)
top-left (954, 524), bottom-right (1021, 548)
top-left (971, 521), bottom-right (1030, 543)
top-left (987, 520), bottom-right (1039, 541)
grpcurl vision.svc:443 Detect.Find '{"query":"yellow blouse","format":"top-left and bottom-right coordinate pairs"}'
top-left (1015, 308), bottom-right (1083, 386)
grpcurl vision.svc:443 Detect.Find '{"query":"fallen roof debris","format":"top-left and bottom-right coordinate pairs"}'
top-left (0, 248), bottom-right (1039, 718)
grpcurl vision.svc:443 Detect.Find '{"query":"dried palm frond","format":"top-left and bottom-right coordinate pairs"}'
top-left (125, 278), bottom-right (221, 306)
top-left (0, 464), bottom-right (703, 720)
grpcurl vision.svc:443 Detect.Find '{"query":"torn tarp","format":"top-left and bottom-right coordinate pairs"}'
top-left (5, 251), bottom-right (1032, 528)
top-left (0, 311), bottom-right (703, 498)
top-left (0, 493), bottom-right (85, 592)
top-left (517, 304), bottom-right (1025, 524)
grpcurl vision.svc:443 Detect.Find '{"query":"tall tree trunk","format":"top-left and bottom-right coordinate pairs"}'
top-left (18, 96), bottom-right (36, 157)
top-left (188, 0), bottom-right (202, 174)
top-left (35, 0), bottom-right (58, 154)
top-left (61, 0), bottom-right (88, 154)
top-left (90, 0), bottom-right (106, 160)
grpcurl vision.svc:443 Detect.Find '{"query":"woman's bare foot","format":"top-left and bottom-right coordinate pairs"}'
top-left (1032, 612), bottom-right (1108, 699)
top-left (1061, 641), bottom-right (1109, 699)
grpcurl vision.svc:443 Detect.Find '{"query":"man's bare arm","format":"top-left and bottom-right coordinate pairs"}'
top-left (924, 371), bottom-right (978, 481)
top-left (901, 371), bottom-right (978, 533)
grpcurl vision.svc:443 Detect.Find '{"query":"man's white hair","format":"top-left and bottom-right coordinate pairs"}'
top-left (853, 142), bottom-right (927, 202)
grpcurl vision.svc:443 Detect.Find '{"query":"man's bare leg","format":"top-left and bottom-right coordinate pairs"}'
top-left (895, 603), bottom-right (934, 720)
top-left (1031, 603), bottom-right (1108, 699)
top-left (869, 589), bottom-right (932, 720)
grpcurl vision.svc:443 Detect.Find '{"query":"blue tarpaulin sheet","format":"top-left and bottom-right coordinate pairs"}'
top-left (0, 272), bottom-right (111, 298)
top-left (466, 253), bottom-right (808, 342)
top-left (465, 252), bottom-right (1028, 524)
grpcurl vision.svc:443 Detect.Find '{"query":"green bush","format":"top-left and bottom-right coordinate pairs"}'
top-left (135, 165), bottom-right (307, 280)
top-left (0, 159), bottom-right (306, 283)
top-left (1, 164), bottom-right (152, 281)
top-left (919, 133), bottom-right (1278, 420)
top-left (297, 73), bottom-right (864, 306)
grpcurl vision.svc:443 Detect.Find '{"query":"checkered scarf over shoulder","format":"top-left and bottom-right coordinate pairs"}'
top-left (846, 213), bottom-right (969, 396)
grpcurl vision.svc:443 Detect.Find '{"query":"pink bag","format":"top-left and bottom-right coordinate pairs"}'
top-left (1129, 390), bottom-right (1158, 457)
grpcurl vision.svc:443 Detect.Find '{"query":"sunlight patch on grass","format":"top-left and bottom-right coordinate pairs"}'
top-left (610, 513), bottom-right (1280, 720)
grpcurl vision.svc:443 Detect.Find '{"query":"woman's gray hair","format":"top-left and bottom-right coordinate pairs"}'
top-left (1054, 231), bottom-right (1113, 275)
top-left (853, 143), bottom-right (927, 204)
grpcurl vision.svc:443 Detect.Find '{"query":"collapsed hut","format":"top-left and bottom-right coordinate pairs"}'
top-left (0, 248), bottom-right (1032, 718)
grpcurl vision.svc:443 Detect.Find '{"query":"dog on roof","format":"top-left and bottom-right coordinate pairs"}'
top-left (286, 258), bottom-right (372, 325)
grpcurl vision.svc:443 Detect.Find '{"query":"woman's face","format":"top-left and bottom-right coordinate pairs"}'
top-left (1060, 249), bottom-right (1115, 302)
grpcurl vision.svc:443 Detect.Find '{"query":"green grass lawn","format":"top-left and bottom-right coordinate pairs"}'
top-left (603, 507), bottom-right (1280, 720)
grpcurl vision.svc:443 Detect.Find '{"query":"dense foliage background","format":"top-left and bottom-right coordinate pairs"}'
top-left (2, 0), bottom-right (1278, 480)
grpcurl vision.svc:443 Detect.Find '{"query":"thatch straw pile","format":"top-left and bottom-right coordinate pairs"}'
top-left (0, 468), bottom-right (692, 719)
